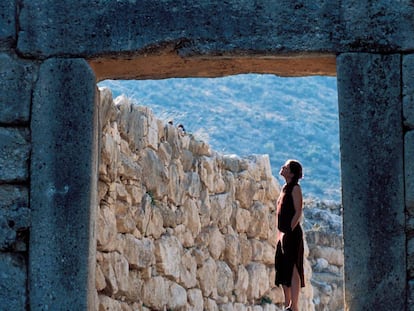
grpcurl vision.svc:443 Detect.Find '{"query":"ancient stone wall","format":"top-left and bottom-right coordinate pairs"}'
top-left (0, 52), bottom-right (33, 310)
top-left (95, 87), bottom-right (316, 311)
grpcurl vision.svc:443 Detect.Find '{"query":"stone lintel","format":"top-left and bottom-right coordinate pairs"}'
top-left (30, 58), bottom-right (98, 311)
top-left (17, 1), bottom-right (414, 60)
top-left (403, 54), bottom-right (414, 129)
top-left (18, 0), bottom-right (340, 58)
top-left (337, 53), bottom-right (405, 310)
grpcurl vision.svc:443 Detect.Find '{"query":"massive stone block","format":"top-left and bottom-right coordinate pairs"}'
top-left (0, 0), bottom-right (16, 48)
top-left (0, 127), bottom-right (30, 183)
top-left (337, 53), bottom-right (405, 310)
top-left (340, 0), bottom-right (414, 52)
top-left (403, 54), bottom-right (414, 129)
top-left (0, 53), bottom-right (35, 124)
top-left (18, 0), bottom-right (339, 58)
top-left (30, 58), bottom-right (98, 311)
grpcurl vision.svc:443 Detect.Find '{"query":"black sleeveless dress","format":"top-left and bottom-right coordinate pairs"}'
top-left (275, 182), bottom-right (305, 287)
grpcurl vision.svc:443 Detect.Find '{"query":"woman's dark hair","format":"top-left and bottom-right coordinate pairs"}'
top-left (288, 160), bottom-right (303, 185)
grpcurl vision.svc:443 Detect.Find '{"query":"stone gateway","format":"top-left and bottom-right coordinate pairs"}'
top-left (0, 1), bottom-right (413, 310)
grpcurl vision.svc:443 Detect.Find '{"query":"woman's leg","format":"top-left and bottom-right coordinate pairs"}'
top-left (282, 285), bottom-right (291, 309)
top-left (290, 265), bottom-right (301, 311)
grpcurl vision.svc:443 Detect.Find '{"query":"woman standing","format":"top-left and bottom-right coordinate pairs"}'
top-left (275, 160), bottom-right (305, 311)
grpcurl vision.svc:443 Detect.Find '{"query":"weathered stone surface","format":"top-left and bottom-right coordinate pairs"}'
top-left (406, 131), bottom-right (414, 212)
top-left (0, 127), bottom-right (30, 183)
top-left (0, 253), bottom-right (26, 310)
top-left (246, 263), bottom-right (269, 301)
top-left (197, 257), bottom-right (218, 298)
top-left (216, 261), bottom-right (234, 297)
top-left (0, 185), bottom-right (30, 251)
top-left (403, 55), bottom-right (414, 129)
top-left (340, 1), bottom-right (414, 52)
top-left (30, 58), bottom-right (98, 311)
top-left (337, 53), bottom-right (405, 310)
top-left (0, 53), bottom-right (34, 124)
top-left (0, 1), bottom-right (15, 48)
top-left (155, 235), bottom-right (183, 281)
top-left (188, 288), bottom-right (204, 311)
top-left (123, 235), bottom-right (155, 270)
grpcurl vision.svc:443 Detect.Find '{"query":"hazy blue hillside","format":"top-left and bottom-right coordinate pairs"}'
top-left (99, 74), bottom-right (340, 202)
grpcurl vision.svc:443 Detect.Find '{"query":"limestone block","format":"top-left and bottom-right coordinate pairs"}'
top-left (250, 239), bottom-right (264, 261)
top-left (125, 183), bottom-right (144, 206)
top-left (115, 200), bottom-right (136, 234)
top-left (245, 154), bottom-right (272, 181)
top-left (155, 235), bottom-right (183, 281)
top-left (235, 171), bottom-right (256, 209)
top-left (0, 127), bottom-right (30, 182)
top-left (182, 149), bottom-right (194, 172)
top-left (185, 172), bottom-right (201, 198)
top-left (123, 234), bottom-right (155, 270)
top-left (97, 203), bottom-right (118, 251)
top-left (0, 1), bottom-right (15, 47)
top-left (174, 223), bottom-right (195, 248)
top-left (0, 253), bottom-right (26, 310)
top-left (188, 288), bottom-right (204, 311)
top-left (168, 161), bottom-right (185, 205)
top-left (197, 257), bottom-right (218, 297)
top-left (125, 270), bottom-right (144, 303)
top-left (189, 137), bottom-right (211, 156)
top-left (119, 153), bottom-right (142, 182)
top-left (204, 298), bottom-right (219, 311)
top-left (98, 294), bottom-right (123, 311)
top-left (199, 156), bottom-right (216, 191)
top-left (0, 54), bottom-right (34, 124)
top-left (311, 246), bottom-right (344, 267)
top-left (141, 148), bottom-right (168, 199)
top-left (96, 264), bottom-right (106, 292)
top-left (222, 154), bottom-right (242, 173)
top-left (234, 265), bottom-right (249, 303)
top-left (167, 282), bottom-right (187, 310)
top-left (144, 205), bottom-right (164, 239)
top-left (210, 193), bottom-right (232, 229)
top-left (406, 131), bottom-right (414, 212)
top-left (239, 235), bottom-right (253, 265)
top-left (208, 226), bottom-right (226, 260)
top-left (182, 198), bottom-right (201, 236)
top-left (216, 261), bottom-right (234, 297)
top-left (247, 202), bottom-right (269, 239)
top-left (101, 252), bottom-right (129, 297)
top-left (246, 263), bottom-right (269, 301)
top-left (233, 303), bottom-right (247, 311)
top-left (98, 87), bottom-right (118, 126)
top-left (224, 234), bottom-right (241, 271)
top-left (180, 249), bottom-right (197, 288)
top-left (234, 208), bottom-right (251, 233)
top-left (116, 97), bottom-right (158, 152)
top-left (101, 131), bottom-right (120, 182)
top-left (141, 276), bottom-right (169, 309)
top-left (165, 124), bottom-right (183, 159)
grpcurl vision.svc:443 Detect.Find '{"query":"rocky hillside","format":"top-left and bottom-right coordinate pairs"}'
top-left (98, 75), bottom-right (340, 203)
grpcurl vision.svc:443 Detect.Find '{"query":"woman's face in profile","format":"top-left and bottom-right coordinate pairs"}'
top-left (280, 161), bottom-right (292, 178)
